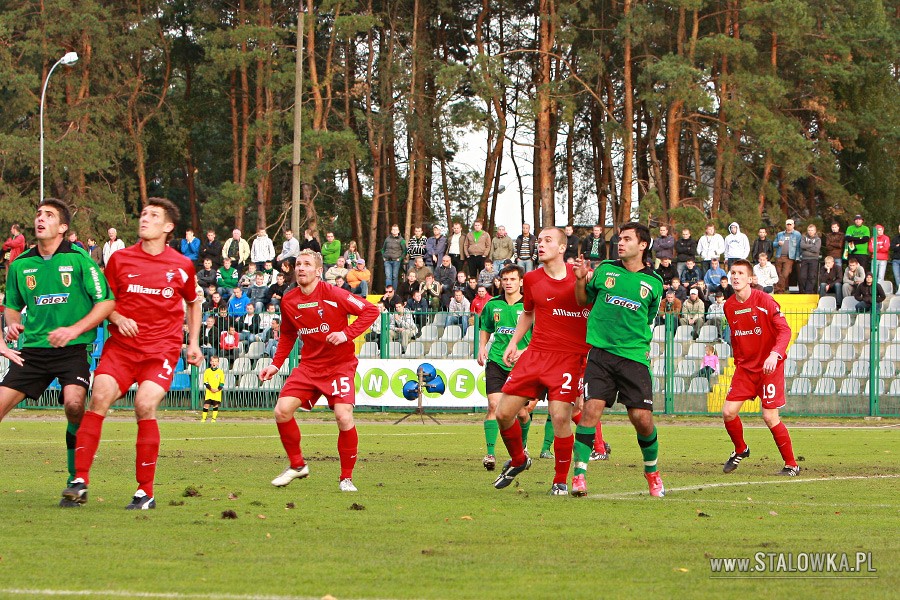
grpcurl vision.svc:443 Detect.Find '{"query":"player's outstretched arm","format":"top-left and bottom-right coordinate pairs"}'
top-left (573, 254), bottom-right (590, 306)
top-left (108, 309), bottom-right (138, 337)
top-left (184, 297), bottom-right (204, 366)
top-left (48, 299), bottom-right (115, 348)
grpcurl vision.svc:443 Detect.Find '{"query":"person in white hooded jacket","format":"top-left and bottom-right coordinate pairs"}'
top-left (724, 222), bottom-right (750, 268)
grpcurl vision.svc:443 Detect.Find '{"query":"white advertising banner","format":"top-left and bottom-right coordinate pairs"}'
top-left (352, 359), bottom-right (489, 408)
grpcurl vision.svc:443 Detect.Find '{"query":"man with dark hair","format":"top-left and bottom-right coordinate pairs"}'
top-left (0, 199), bottom-right (115, 507)
top-left (200, 230), bottom-right (223, 269)
top-left (581, 225), bottom-right (606, 269)
top-left (2, 222), bottom-right (26, 267)
top-left (573, 222), bottom-right (665, 497)
top-left (425, 224), bottom-right (447, 268)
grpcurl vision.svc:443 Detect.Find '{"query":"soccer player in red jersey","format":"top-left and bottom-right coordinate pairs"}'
top-left (492, 228), bottom-right (591, 495)
top-left (64, 198), bottom-right (203, 509)
top-left (721, 259), bottom-right (799, 476)
top-left (263, 249), bottom-right (379, 492)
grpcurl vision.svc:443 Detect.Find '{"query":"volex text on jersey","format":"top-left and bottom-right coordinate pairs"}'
top-left (604, 293), bottom-right (640, 311)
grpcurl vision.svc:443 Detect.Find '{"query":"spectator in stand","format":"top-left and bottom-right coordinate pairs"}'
top-left (670, 277), bottom-right (687, 302)
top-left (723, 222), bottom-right (750, 268)
top-left (425, 224), bottom-right (447, 268)
top-left (237, 303), bottom-right (263, 342)
top-left (706, 293), bottom-right (727, 339)
top-left (825, 222), bottom-right (844, 268)
top-left (751, 227), bottom-right (774, 264)
top-left (680, 258), bottom-right (702, 287)
top-left (379, 285), bottom-right (402, 313)
top-left (798, 223), bottom-right (822, 294)
top-left (180, 228), bottom-right (200, 265)
top-left (675, 227), bottom-right (698, 276)
top-left (298, 229), bottom-right (321, 254)
top-left (248, 272), bottom-right (270, 312)
top-left (343, 239), bottom-right (361, 269)
top-left (381, 224), bottom-right (406, 290)
top-left (406, 225), bottom-right (428, 273)
top-left (719, 275), bottom-right (735, 300)
top-left (854, 273), bottom-right (885, 313)
top-left (891, 224), bottom-right (900, 288)
top-left (492, 225), bottom-right (516, 272)
top-left (608, 229), bottom-right (621, 261)
top-left (2, 223), bottom-right (26, 269)
top-left (262, 317), bottom-right (282, 359)
top-left (333, 275), bottom-right (353, 293)
top-left (250, 228), bottom-right (275, 269)
top-left (653, 224), bottom-right (675, 267)
top-left (773, 219), bottom-right (801, 293)
top-left (397, 270), bottom-right (422, 303)
top-left (85, 236), bottom-right (103, 265)
top-left (320, 231), bottom-right (342, 272)
top-left (869, 224), bottom-right (890, 283)
top-left (464, 220), bottom-right (491, 278)
top-left (657, 288), bottom-right (682, 326)
top-left (238, 262), bottom-right (260, 288)
top-left (435, 254), bottom-right (457, 309)
top-left (841, 256), bottom-right (865, 302)
top-left (203, 291), bottom-right (225, 316)
top-left (412, 256), bottom-right (432, 283)
top-left (390, 305), bottom-right (418, 352)
top-left (102, 227), bottom-right (125, 266)
top-left (477, 260), bottom-right (496, 289)
top-left (197, 258), bottom-right (218, 290)
top-left (818, 255), bottom-right (843, 305)
top-left (346, 258), bottom-right (371, 297)
top-left (200, 230), bottom-right (223, 269)
top-left (265, 272), bottom-right (288, 310)
top-left (514, 223), bottom-right (538, 272)
top-left (259, 302), bottom-right (278, 331)
top-left (844, 214), bottom-right (871, 272)
top-left (276, 229), bottom-right (300, 266)
top-left (562, 225), bottom-right (580, 263)
top-left (217, 257), bottom-right (240, 299)
top-left (581, 224), bottom-right (606, 268)
top-left (655, 257), bottom-right (678, 286)
top-left (447, 288), bottom-right (471, 336)
top-left (753, 252), bottom-right (778, 293)
top-left (405, 288), bottom-right (429, 327)
top-left (218, 325), bottom-right (241, 361)
top-left (470, 285), bottom-right (491, 316)
top-left (227, 287), bottom-right (251, 317)
top-left (215, 305), bottom-right (234, 332)
top-left (324, 256), bottom-right (349, 285)
top-left (447, 222), bottom-right (465, 273)
top-left (697, 223), bottom-right (726, 276)
top-left (680, 288), bottom-right (706, 340)
top-left (222, 228), bottom-right (251, 272)
top-left (463, 275), bottom-right (479, 303)
top-left (279, 256), bottom-right (296, 286)
top-left (704, 258), bottom-right (728, 293)
top-left (421, 273), bottom-right (442, 311)
top-left (199, 315), bottom-right (219, 362)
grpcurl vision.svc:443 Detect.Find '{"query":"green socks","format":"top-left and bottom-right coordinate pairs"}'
top-left (484, 419), bottom-right (499, 455)
top-left (66, 421), bottom-right (79, 484)
top-left (574, 425), bottom-right (595, 475)
top-left (541, 418), bottom-right (554, 453)
top-left (637, 426), bottom-right (659, 473)
top-left (520, 416), bottom-right (532, 448)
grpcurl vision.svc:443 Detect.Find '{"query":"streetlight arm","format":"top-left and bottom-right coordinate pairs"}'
top-left (39, 52), bottom-right (78, 204)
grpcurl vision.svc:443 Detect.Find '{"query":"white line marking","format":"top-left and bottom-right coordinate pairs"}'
top-left (0, 590), bottom-right (336, 600)
top-left (628, 497), bottom-right (894, 509)
top-left (589, 474), bottom-right (900, 499)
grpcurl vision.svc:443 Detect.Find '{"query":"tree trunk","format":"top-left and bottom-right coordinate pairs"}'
top-left (620, 0), bottom-right (635, 226)
top-left (536, 0), bottom-right (557, 228)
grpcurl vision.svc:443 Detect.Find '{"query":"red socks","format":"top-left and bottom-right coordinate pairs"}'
top-left (553, 434), bottom-right (574, 484)
top-left (572, 411), bottom-right (583, 425)
top-left (593, 421), bottom-right (605, 452)
top-left (724, 416), bottom-right (747, 453)
top-left (769, 422), bottom-right (797, 467)
top-left (500, 420), bottom-right (527, 466)
top-left (135, 419), bottom-right (160, 497)
top-left (337, 427), bottom-right (358, 480)
top-left (74, 411), bottom-right (105, 484)
top-left (277, 419), bottom-right (305, 469)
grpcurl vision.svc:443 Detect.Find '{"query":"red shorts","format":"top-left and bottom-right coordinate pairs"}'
top-left (94, 338), bottom-right (179, 396)
top-left (280, 361), bottom-right (357, 411)
top-left (501, 349), bottom-right (585, 403)
top-left (725, 363), bottom-right (786, 409)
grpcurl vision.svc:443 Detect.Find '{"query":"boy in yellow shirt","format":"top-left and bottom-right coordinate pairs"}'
top-left (201, 355), bottom-right (226, 422)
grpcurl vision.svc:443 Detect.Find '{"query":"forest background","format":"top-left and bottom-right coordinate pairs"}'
top-left (1, 0), bottom-right (897, 269)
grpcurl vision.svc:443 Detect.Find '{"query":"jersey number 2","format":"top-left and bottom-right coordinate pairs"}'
top-left (331, 377), bottom-right (351, 396)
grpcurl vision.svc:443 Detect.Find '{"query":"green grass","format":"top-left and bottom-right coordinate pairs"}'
top-left (0, 413), bottom-right (897, 599)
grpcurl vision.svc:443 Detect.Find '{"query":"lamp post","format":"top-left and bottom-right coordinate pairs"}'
top-left (39, 51), bottom-right (78, 203)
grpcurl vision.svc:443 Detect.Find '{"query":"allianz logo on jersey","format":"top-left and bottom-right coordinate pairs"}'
top-left (34, 293), bottom-right (69, 305)
top-left (298, 323), bottom-right (330, 336)
top-left (605, 293), bottom-right (640, 311)
top-left (733, 328), bottom-right (762, 337)
top-left (127, 283), bottom-right (175, 298)
top-left (551, 308), bottom-right (591, 318)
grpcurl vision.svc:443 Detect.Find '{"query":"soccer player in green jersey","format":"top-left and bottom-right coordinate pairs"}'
top-left (477, 264), bottom-right (534, 471)
top-left (574, 222), bottom-right (666, 497)
top-left (0, 199), bottom-right (115, 506)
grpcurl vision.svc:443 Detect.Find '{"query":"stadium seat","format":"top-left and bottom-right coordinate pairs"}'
top-left (246, 341), bottom-right (266, 360)
top-left (821, 325), bottom-right (843, 343)
top-left (811, 344), bottom-right (833, 361)
top-left (652, 325), bottom-right (667, 342)
top-left (674, 325), bottom-right (694, 341)
top-left (403, 342), bottom-right (426, 358)
top-left (816, 296), bottom-right (837, 311)
top-left (261, 376), bottom-right (283, 389)
top-left (463, 327), bottom-right (474, 342)
top-left (418, 325), bottom-right (439, 342)
top-left (888, 296), bottom-right (900, 311)
top-left (881, 314), bottom-right (899, 330)
top-left (440, 325), bottom-right (463, 342)
top-left (450, 341), bottom-right (472, 358)
top-left (217, 358), bottom-right (230, 372)
top-left (669, 377), bottom-right (685, 394)
top-left (790, 378), bottom-right (811, 395)
top-left (880, 363), bottom-right (897, 379)
top-left (787, 344), bottom-right (808, 361)
top-left (238, 373), bottom-right (258, 388)
top-left (387, 342), bottom-right (403, 358)
top-left (650, 342), bottom-right (662, 358)
top-left (231, 357), bottom-right (252, 374)
top-left (813, 378), bottom-right (836, 395)
top-left (800, 359), bottom-right (822, 378)
top-left (676, 359), bottom-right (698, 377)
top-left (839, 296), bottom-right (858, 312)
top-left (830, 313), bottom-right (852, 329)
top-left (651, 361), bottom-right (666, 378)
top-left (833, 344), bottom-right (856, 361)
top-left (884, 344), bottom-right (900, 361)
top-left (889, 379), bottom-right (900, 396)
top-left (278, 362), bottom-right (291, 375)
top-left (807, 310), bottom-right (829, 329)
top-left (426, 341), bottom-right (449, 359)
top-left (359, 342), bottom-right (379, 359)
top-left (697, 325), bottom-right (718, 342)
top-left (687, 377), bottom-right (710, 393)
top-left (686, 343), bottom-right (707, 359)
top-left (796, 325), bottom-right (820, 344)
top-left (839, 379), bottom-right (861, 396)
top-left (433, 312), bottom-right (449, 328)
top-left (864, 379), bottom-right (885, 395)
top-left (882, 280), bottom-right (894, 296)
top-left (895, 328), bottom-right (900, 342)
top-left (824, 360), bottom-right (847, 378)
top-left (784, 359), bottom-right (799, 378)
top-left (850, 361), bottom-right (870, 379)
top-left (715, 342), bottom-right (732, 358)
top-left (224, 374), bottom-right (236, 388)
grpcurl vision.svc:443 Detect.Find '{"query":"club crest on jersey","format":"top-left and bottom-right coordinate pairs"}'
top-left (165, 270), bottom-right (176, 282)
top-left (26, 275), bottom-right (36, 290)
top-left (318, 307), bottom-right (324, 319)
top-left (494, 310), bottom-right (501, 322)
top-left (61, 273), bottom-right (71, 287)
top-left (605, 276), bottom-right (616, 289)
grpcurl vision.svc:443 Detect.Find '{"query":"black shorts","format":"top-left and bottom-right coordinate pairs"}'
top-left (583, 347), bottom-right (654, 411)
top-left (205, 400), bottom-right (222, 407)
top-left (0, 344), bottom-right (91, 402)
top-left (485, 361), bottom-right (512, 395)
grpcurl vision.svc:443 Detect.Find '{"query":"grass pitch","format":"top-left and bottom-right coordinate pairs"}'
top-left (0, 413), bottom-right (897, 599)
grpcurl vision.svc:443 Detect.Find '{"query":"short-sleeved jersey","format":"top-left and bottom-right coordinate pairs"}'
top-left (273, 281), bottom-right (380, 370)
top-left (522, 264), bottom-right (590, 355)
top-left (4, 241), bottom-right (113, 348)
top-left (203, 367), bottom-right (226, 402)
top-left (104, 243), bottom-right (198, 354)
top-left (481, 295), bottom-right (531, 366)
top-left (724, 289), bottom-right (792, 372)
top-left (584, 260), bottom-right (664, 366)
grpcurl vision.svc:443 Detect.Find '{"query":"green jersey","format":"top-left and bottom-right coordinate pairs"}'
top-left (480, 295), bottom-right (531, 368)
top-left (584, 260), bottom-right (663, 367)
top-left (5, 241), bottom-right (113, 348)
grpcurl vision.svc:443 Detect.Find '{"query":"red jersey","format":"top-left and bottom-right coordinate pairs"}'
top-left (105, 243), bottom-right (198, 353)
top-left (273, 281), bottom-right (380, 370)
top-left (522, 264), bottom-right (590, 355)
top-left (724, 289), bottom-right (791, 372)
